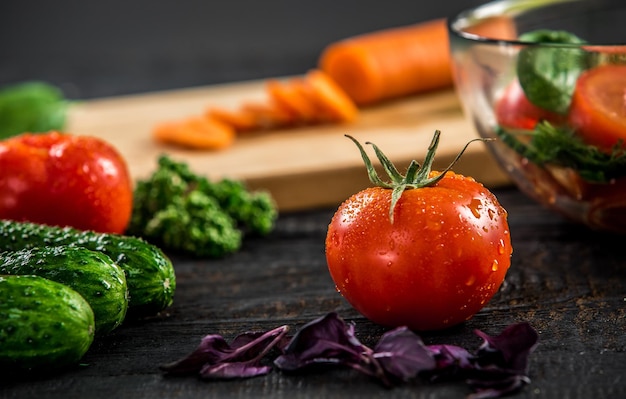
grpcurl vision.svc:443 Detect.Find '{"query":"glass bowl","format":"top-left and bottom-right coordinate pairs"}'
top-left (448, 0), bottom-right (626, 233)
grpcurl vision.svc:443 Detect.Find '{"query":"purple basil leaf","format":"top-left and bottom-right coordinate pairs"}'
top-left (465, 323), bottom-right (538, 399)
top-left (421, 344), bottom-right (476, 384)
top-left (427, 344), bottom-right (474, 370)
top-left (200, 361), bottom-right (273, 380)
top-left (474, 322), bottom-right (539, 373)
top-left (160, 334), bottom-right (233, 375)
top-left (161, 325), bottom-right (288, 379)
top-left (274, 312), bottom-right (366, 371)
top-left (372, 327), bottom-right (436, 382)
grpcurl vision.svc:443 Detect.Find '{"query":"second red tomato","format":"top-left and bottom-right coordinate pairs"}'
top-left (0, 132), bottom-right (133, 234)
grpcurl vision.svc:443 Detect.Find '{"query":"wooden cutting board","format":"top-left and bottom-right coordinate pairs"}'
top-left (66, 78), bottom-right (511, 211)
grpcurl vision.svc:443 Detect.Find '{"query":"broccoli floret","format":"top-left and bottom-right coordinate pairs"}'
top-left (199, 178), bottom-right (277, 235)
top-left (128, 155), bottom-right (277, 257)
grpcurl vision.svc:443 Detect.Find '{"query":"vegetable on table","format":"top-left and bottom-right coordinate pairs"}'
top-left (325, 131), bottom-right (512, 331)
top-left (153, 69), bottom-right (358, 150)
top-left (210, 69), bottom-right (358, 130)
top-left (161, 312), bottom-right (539, 398)
top-left (0, 275), bottom-right (95, 373)
top-left (152, 16), bottom-right (515, 151)
top-left (0, 246), bottom-right (128, 336)
top-left (319, 16), bottom-right (516, 106)
top-left (0, 219), bottom-right (176, 319)
top-left (128, 155), bottom-right (278, 258)
top-left (0, 81), bottom-right (70, 140)
top-left (0, 131), bottom-right (133, 234)
top-left (153, 115), bottom-right (236, 150)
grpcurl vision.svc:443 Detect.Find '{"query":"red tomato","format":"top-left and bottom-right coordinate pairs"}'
top-left (495, 79), bottom-right (566, 130)
top-left (568, 64), bottom-right (626, 152)
top-left (325, 171), bottom-right (512, 331)
top-left (0, 131), bottom-right (133, 234)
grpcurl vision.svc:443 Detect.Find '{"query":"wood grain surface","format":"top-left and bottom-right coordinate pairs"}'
top-left (66, 81), bottom-right (510, 211)
top-left (1, 188), bottom-right (624, 399)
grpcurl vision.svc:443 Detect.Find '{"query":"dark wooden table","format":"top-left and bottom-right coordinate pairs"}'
top-left (1, 1), bottom-right (625, 398)
top-left (1, 188), bottom-right (625, 399)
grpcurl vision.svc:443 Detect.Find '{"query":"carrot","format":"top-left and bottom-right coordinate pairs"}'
top-left (207, 107), bottom-right (258, 132)
top-left (266, 79), bottom-right (319, 122)
top-left (207, 70), bottom-right (358, 133)
top-left (319, 17), bottom-right (516, 106)
top-left (303, 69), bottom-right (359, 123)
top-left (240, 101), bottom-right (296, 129)
top-left (153, 69), bottom-right (360, 150)
top-left (153, 116), bottom-right (235, 150)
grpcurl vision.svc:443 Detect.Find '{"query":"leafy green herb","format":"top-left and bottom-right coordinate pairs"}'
top-left (128, 155), bottom-right (278, 258)
top-left (516, 29), bottom-right (588, 114)
top-left (0, 81), bottom-right (70, 139)
top-left (496, 122), bottom-right (626, 182)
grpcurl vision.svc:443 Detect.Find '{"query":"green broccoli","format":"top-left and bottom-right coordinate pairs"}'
top-left (128, 155), bottom-right (278, 258)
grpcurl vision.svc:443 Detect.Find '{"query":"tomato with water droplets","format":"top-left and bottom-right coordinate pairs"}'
top-left (325, 134), bottom-right (512, 331)
top-left (0, 131), bottom-right (133, 234)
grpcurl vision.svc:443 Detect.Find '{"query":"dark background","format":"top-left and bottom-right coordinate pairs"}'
top-left (1, 2), bottom-right (626, 398)
top-left (0, 0), bottom-right (483, 99)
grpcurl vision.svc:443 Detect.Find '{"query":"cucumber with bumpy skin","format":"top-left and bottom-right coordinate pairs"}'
top-left (0, 275), bottom-right (95, 372)
top-left (0, 246), bottom-right (129, 335)
top-left (0, 220), bottom-right (176, 318)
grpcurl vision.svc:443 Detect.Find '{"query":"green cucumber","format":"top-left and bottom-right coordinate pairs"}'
top-left (0, 246), bottom-right (129, 335)
top-left (0, 220), bottom-right (176, 318)
top-left (0, 275), bottom-right (95, 372)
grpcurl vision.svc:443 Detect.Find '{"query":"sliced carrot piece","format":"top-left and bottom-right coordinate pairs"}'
top-left (303, 69), bottom-right (359, 123)
top-left (207, 107), bottom-right (258, 132)
top-left (153, 116), bottom-right (235, 150)
top-left (289, 77), bottom-right (335, 123)
top-left (266, 79), bottom-right (319, 122)
top-left (241, 101), bottom-right (296, 129)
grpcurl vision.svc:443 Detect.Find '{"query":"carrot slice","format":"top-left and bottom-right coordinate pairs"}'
top-left (207, 107), bottom-right (258, 132)
top-left (286, 77), bottom-right (334, 123)
top-left (153, 116), bottom-right (235, 150)
top-left (241, 101), bottom-right (296, 129)
top-left (266, 79), bottom-right (319, 122)
top-left (319, 17), bottom-right (516, 106)
top-left (303, 69), bottom-right (359, 123)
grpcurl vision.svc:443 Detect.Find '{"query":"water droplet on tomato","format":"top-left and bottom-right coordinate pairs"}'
top-left (491, 260), bottom-right (499, 272)
top-left (497, 239), bottom-right (506, 254)
top-left (468, 198), bottom-right (483, 219)
top-left (487, 208), bottom-right (496, 220)
top-left (465, 275), bottom-right (476, 286)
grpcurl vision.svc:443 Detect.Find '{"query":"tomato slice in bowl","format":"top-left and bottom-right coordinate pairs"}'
top-left (568, 64), bottom-right (626, 152)
top-left (495, 79), bottom-right (565, 130)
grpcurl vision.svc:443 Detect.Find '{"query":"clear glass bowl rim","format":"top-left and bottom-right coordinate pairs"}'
top-left (447, 0), bottom-right (626, 47)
